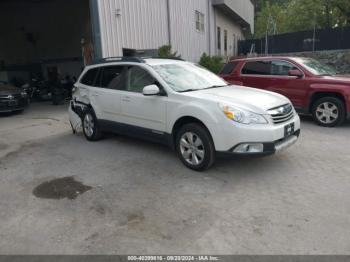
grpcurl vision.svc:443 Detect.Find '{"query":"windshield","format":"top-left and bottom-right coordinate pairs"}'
top-left (296, 58), bottom-right (338, 76)
top-left (152, 63), bottom-right (228, 92)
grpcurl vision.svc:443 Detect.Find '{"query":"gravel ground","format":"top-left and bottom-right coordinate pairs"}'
top-left (0, 102), bottom-right (349, 255)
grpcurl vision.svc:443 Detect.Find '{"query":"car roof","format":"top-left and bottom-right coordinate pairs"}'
top-left (85, 57), bottom-right (187, 69)
top-left (143, 58), bottom-right (187, 66)
top-left (231, 56), bottom-right (302, 62)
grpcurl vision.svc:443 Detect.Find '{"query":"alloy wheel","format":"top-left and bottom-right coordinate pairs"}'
top-left (84, 113), bottom-right (95, 137)
top-left (315, 102), bottom-right (339, 125)
top-left (179, 132), bottom-right (205, 166)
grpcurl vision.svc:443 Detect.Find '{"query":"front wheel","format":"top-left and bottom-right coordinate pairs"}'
top-left (176, 123), bottom-right (215, 171)
top-left (82, 109), bottom-right (103, 141)
top-left (312, 97), bottom-right (346, 127)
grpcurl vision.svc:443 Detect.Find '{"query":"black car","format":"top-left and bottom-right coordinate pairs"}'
top-left (0, 81), bottom-right (29, 113)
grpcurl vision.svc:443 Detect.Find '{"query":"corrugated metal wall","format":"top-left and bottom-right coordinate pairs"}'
top-left (97, 0), bottom-right (169, 58)
top-left (215, 9), bottom-right (245, 57)
top-left (168, 0), bottom-right (211, 62)
top-left (96, 0), bottom-right (253, 62)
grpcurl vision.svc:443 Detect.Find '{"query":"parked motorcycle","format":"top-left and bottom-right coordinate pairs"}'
top-left (21, 78), bottom-right (52, 102)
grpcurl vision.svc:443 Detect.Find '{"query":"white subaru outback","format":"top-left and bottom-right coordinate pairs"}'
top-left (69, 57), bottom-right (300, 171)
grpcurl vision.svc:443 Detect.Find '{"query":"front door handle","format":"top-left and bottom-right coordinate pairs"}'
top-left (122, 96), bottom-right (131, 102)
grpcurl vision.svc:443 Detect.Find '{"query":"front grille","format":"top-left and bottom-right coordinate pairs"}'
top-left (268, 104), bottom-right (294, 124)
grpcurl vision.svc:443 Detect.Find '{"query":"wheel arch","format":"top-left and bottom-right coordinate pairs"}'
top-left (309, 92), bottom-right (347, 113)
top-left (171, 116), bottom-right (215, 150)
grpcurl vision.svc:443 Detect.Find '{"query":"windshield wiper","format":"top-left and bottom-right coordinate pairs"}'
top-left (178, 89), bottom-right (200, 93)
top-left (202, 84), bottom-right (229, 90)
top-left (178, 85), bottom-right (229, 93)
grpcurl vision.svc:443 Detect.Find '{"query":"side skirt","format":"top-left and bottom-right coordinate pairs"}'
top-left (98, 120), bottom-right (174, 149)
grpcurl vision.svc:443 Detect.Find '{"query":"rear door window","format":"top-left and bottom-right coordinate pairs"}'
top-left (241, 61), bottom-right (271, 75)
top-left (99, 66), bottom-right (126, 89)
top-left (221, 62), bottom-right (238, 75)
top-left (80, 68), bottom-right (99, 86)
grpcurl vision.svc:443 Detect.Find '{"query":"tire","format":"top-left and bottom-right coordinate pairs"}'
top-left (176, 123), bottom-right (215, 171)
top-left (312, 97), bottom-right (346, 127)
top-left (82, 108), bottom-right (103, 141)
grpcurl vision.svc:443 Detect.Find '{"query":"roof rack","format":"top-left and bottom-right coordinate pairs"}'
top-left (92, 56), bottom-right (145, 64)
top-left (91, 56), bottom-right (185, 65)
top-left (142, 57), bottom-right (185, 61)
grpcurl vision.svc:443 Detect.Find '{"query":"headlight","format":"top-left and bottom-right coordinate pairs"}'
top-left (21, 91), bottom-right (27, 97)
top-left (219, 103), bottom-right (268, 124)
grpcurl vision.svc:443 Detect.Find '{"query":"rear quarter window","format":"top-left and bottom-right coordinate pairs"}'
top-left (220, 62), bottom-right (238, 75)
top-left (80, 68), bottom-right (99, 86)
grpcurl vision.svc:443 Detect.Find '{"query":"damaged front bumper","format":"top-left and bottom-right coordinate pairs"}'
top-left (68, 100), bottom-right (85, 133)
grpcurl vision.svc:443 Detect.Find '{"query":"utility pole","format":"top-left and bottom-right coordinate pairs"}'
top-left (265, 14), bottom-right (277, 55)
top-left (265, 31), bottom-right (268, 55)
top-left (312, 13), bottom-right (317, 52)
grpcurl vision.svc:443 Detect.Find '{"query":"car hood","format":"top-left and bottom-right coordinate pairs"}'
top-left (320, 75), bottom-right (350, 84)
top-left (187, 85), bottom-right (291, 114)
top-left (0, 84), bottom-right (21, 95)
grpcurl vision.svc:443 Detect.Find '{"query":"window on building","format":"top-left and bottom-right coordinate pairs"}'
top-left (241, 61), bottom-right (272, 75)
top-left (224, 30), bottom-right (228, 54)
top-left (195, 11), bottom-right (205, 32)
top-left (233, 34), bottom-right (237, 55)
top-left (217, 27), bottom-right (221, 51)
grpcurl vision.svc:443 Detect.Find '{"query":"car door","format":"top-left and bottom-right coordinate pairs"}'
top-left (268, 60), bottom-right (307, 108)
top-left (88, 65), bottom-right (126, 122)
top-left (239, 60), bottom-right (273, 89)
top-left (119, 65), bottom-right (167, 132)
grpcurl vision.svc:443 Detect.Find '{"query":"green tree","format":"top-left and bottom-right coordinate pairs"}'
top-left (254, 1), bottom-right (288, 37)
top-left (199, 53), bottom-right (224, 74)
top-left (254, 0), bottom-right (350, 37)
top-left (157, 45), bottom-right (181, 59)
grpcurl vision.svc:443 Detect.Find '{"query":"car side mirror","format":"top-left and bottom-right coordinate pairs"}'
top-left (288, 69), bottom-right (303, 78)
top-left (143, 84), bottom-right (160, 96)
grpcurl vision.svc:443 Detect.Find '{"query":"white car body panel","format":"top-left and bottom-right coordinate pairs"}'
top-left (119, 90), bottom-right (167, 131)
top-left (70, 59), bottom-right (301, 153)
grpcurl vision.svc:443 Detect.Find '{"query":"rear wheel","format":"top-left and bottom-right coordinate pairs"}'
top-left (82, 109), bottom-right (103, 141)
top-left (312, 97), bottom-right (346, 127)
top-left (176, 123), bottom-right (215, 171)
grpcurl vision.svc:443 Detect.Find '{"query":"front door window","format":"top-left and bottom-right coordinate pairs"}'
top-left (126, 66), bottom-right (156, 93)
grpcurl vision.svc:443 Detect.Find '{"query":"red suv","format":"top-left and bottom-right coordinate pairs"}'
top-left (220, 57), bottom-right (350, 127)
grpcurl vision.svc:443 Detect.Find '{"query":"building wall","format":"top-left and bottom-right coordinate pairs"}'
top-left (212, 0), bottom-right (254, 33)
top-left (96, 0), bottom-right (252, 62)
top-left (215, 9), bottom-right (245, 58)
top-left (169, 0), bottom-right (210, 62)
top-left (97, 0), bottom-right (169, 58)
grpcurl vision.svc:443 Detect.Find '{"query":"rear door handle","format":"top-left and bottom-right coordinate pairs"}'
top-left (92, 93), bottom-right (99, 97)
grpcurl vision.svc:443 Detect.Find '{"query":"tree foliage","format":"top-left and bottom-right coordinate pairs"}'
top-left (157, 45), bottom-right (181, 59)
top-left (199, 53), bottom-right (224, 74)
top-left (254, 0), bottom-right (350, 37)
